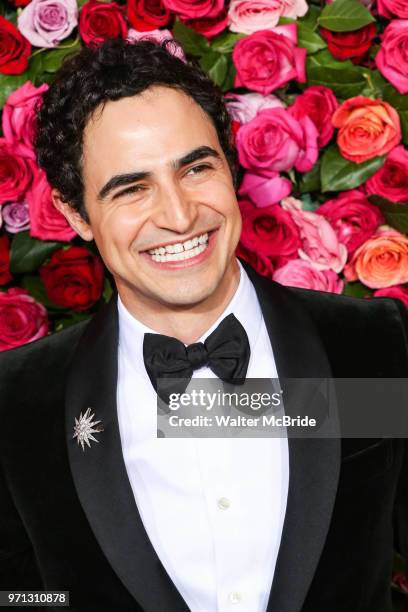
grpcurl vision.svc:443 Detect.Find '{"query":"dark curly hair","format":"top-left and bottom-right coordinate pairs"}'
top-left (35, 37), bottom-right (238, 223)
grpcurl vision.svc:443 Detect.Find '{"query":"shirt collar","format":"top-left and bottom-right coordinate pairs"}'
top-left (117, 259), bottom-right (262, 370)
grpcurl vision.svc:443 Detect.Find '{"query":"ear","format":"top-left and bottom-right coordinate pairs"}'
top-left (52, 189), bottom-right (94, 242)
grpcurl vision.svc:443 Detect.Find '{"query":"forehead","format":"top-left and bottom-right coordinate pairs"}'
top-left (82, 86), bottom-right (220, 175)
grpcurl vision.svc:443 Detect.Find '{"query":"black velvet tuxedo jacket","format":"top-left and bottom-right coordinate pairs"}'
top-left (0, 261), bottom-right (407, 612)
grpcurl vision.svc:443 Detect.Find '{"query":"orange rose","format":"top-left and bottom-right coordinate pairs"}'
top-left (344, 226), bottom-right (408, 289)
top-left (332, 96), bottom-right (401, 163)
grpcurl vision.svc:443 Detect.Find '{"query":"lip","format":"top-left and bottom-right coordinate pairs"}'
top-left (140, 229), bottom-right (219, 270)
top-left (141, 229), bottom-right (215, 253)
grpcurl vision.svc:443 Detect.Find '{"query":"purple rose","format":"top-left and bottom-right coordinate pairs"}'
top-left (18, 0), bottom-right (78, 48)
top-left (2, 201), bottom-right (30, 233)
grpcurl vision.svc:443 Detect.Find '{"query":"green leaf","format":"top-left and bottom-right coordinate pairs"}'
top-left (306, 50), bottom-right (367, 98)
top-left (0, 4), bottom-right (17, 25)
top-left (102, 277), bottom-right (113, 303)
top-left (210, 30), bottom-right (245, 54)
top-left (318, 0), bottom-right (375, 32)
top-left (199, 52), bottom-right (228, 88)
top-left (0, 73), bottom-right (28, 110)
top-left (320, 146), bottom-right (386, 192)
top-left (41, 38), bottom-right (81, 73)
top-left (367, 195), bottom-right (408, 233)
top-left (10, 232), bottom-right (63, 275)
top-left (172, 20), bottom-right (210, 57)
top-left (297, 22), bottom-right (327, 55)
top-left (299, 5), bottom-right (320, 29)
top-left (381, 83), bottom-right (408, 145)
top-left (300, 193), bottom-right (320, 211)
top-left (221, 58), bottom-right (236, 92)
top-left (343, 282), bottom-right (373, 298)
top-left (54, 312), bottom-right (91, 332)
top-left (298, 160), bottom-right (321, 194)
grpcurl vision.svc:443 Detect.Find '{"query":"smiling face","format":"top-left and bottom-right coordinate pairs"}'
top-left (57, 85), bottom-right (242, 321)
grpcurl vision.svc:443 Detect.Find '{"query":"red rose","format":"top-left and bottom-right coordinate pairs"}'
top-left (7, 0), bottom-right (32, 5)
top-left (0, 15), bottom-right (31, 75)
top-left (40, 246), bottom-right (105, 311)
top-left (162, 0), bottom-right (224, 19)
top-left (289, 85), bottom-right (339, 148)
top-left (26, 168), bottom-right (77, 242)
top-left (320, 23), bottom-right (377, 65)
top-left (238, 200), bottom-right (301, 269)
top-left (236, 241), bottom-right (274, 280)
top-left (127, 0), bottom-right (170, 32)
top-left (365, 145), bottom-right (408, 203)
top-left (316, 190), bottom-right (384, 257)
top-left (0, 139), bottom-right (35, 205)
top-left (0, 235), bottom-right (12, 285)
top-left (182, 7), bottom-right (228, 38)
top-left (0, 287), bottom-right (49, 352)
top-left (79, 0), bottom-right (127, 46)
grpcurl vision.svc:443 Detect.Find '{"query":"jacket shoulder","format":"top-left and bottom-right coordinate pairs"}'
top-left (284, 285), bottom-right (408, 376)
top-left (0, 319), bottom-right (90, 398)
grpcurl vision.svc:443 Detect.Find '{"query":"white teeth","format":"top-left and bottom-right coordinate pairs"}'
top-left (147, 232), bottom-right (209, 256)
top-left (151, 242), bottom-right (207, 262)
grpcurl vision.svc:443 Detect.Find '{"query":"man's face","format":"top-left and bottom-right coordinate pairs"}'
top-left (72, 85), bottom-right (242, 310)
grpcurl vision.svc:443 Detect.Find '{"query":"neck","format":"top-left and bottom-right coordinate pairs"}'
top-left (117, 258), bottom-right (241, 344)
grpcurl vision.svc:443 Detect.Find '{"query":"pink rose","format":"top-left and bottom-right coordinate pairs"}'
top-left (238, 171), bottom-right (292, 206)
top-left (0, 287), bottom-right (49, 352)
top-left (317, 190), bottom-right (384, 256)
top-left (225, 92), bottom-right (285, 124)
top-left (236, 107), bottom-right (318, 175)
top-left (375, 21), bottom-right (408, 95)
top-left (228, 0), bottom-right (308, 34)
top-left (2, 81), bottom-right (49, 160)
top-left (2, 201), bottom-right (30, 233)
top-left (239, 201), bottom-right (301, 268)
top-left (232, 26), bottom-right (306, 94)
top-left (26, 168), bottom-right (77, 241)
top-left (162, 0), bottom-right (224, 19)
top-left (0, 139), bottom-right (35, 205)
top-left (373, 285), bottom-right (408, 307)
top-left (273, 259), bottom-right (344, 293)
top-left (289, 85), bottom-right (339, 148)
top-left (182, 8), bottom-right (228, 38)
top-left (18, 0), bottom-right (78, 48)
top-left (126, 28), bottom-right (186, 62)
top-left (281, 196), bottom-right (348, 273)
top-left (344, 226), bottom-right (408, 288)
top-left (365, 145), bottom-right (408, 203)
top-left (378, 0), bottom-right (408, 18)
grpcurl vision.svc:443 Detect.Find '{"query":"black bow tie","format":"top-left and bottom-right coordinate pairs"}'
top-left (143, 313), bottom-right (250, 404)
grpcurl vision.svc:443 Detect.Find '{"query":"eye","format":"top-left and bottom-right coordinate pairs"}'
top-left (114, 184), bottom-right (146, 199)
top-left (186, 163), bottom-right (212, 176)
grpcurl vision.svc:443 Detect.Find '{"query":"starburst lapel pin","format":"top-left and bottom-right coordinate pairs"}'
top-left (73, 407), bottom-right (104, 451)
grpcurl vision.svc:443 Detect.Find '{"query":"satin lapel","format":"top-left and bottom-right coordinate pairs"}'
top-left (65, 294), bottom-right (189, 612)
top-left (241, 261), bottom-right (341, 612)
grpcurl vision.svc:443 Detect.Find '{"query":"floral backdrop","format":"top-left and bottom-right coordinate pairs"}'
top-left (0, 0), bottom-right (408, 356)
top-left (0, 0), bottom-right (408, 603)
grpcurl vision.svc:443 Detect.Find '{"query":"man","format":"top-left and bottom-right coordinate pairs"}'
top-left (0, 38), bottom-right (407, 612)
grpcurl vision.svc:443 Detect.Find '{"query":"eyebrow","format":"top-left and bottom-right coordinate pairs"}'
top-left (97, 145), bottom-right (222, 201)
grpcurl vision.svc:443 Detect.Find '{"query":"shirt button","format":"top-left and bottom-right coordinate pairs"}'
top-left (229, 591), bottom-right (242, 604)
top-left (217, 497), bottom-right (231, 510)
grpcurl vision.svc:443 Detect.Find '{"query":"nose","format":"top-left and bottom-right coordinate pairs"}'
top-left (153, 181), bottom-right (199, 235)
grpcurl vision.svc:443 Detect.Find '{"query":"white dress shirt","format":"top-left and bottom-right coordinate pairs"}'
top-left (116, 259), bottom-right (289, 612)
